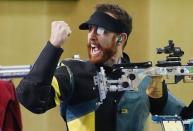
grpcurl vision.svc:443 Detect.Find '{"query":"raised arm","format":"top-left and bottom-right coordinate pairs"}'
top-left (16, 21), bottom-right (71, 114)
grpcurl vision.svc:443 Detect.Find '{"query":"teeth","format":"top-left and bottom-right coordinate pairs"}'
top-left (91, 44), bottom-right (96, 47)
top-left (93, 47), bottom-right (99, 51)
top-left (90, 44), bottom-right (101, 55)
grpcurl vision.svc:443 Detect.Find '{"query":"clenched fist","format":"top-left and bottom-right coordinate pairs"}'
top-left (49, 21), bottom-right (72, 48)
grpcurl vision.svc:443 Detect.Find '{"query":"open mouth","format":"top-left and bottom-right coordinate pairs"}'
top-left (90, 43), bottom-right (102, 56)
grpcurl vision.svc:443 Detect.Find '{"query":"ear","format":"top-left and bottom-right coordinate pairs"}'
top-left (116, 33), bottom-right (127, 47)
top-left (116, 35), bottom-right (122, 44)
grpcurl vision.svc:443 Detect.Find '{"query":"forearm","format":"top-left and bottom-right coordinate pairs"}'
top-left (16, 41), bottom-right (63, 114)
top-left (27, 41), bottom-right (63, 84)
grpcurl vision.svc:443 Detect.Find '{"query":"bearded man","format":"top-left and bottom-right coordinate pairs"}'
top-left (16, 3), bottom-right (192, 131)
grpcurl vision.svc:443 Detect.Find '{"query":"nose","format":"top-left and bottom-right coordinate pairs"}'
top-left (88, 27), bottom-right (98, 42)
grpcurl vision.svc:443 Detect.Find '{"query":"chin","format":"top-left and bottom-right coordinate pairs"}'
top-left (89, 54), bottom-right (106, 64)
top-left (89, 57), bottom-right (104, 64)
top-left (88, 48), bottom-right (114, 65)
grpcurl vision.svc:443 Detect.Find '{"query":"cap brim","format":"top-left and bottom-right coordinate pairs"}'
top-left (79, 21), bottom-right (90, 30)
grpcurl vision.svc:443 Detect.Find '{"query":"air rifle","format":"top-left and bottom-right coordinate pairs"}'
top-left (93, 40), bottom-right (193, 105)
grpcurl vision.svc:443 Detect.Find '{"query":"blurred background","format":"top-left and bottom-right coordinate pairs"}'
top-left (0, 0), bottom-right (193, 130)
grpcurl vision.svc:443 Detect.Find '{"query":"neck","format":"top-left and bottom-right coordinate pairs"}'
top-left (103, 44), bottom-right (123, 67)
top-left (103, 54), bottom-right (123, 67)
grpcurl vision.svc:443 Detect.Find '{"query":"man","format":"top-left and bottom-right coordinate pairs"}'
top-left (16, 3), bottom-right (193, 131)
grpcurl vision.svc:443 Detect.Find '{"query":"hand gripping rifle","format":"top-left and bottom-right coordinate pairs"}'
top-left (94, 40), bottom-right (193, 105)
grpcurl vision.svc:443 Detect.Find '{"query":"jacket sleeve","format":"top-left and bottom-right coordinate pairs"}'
top-left (160, 91), bottom-right (185, 115)
top-left (16, 41), bottom-right (63, 114)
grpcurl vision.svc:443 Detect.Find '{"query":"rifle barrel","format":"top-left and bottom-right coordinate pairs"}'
top-left (0, 65), bottom-right (31, 79)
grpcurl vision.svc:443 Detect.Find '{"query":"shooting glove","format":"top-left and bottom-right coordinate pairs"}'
top-left (146, 76), bottom-right (164, 98)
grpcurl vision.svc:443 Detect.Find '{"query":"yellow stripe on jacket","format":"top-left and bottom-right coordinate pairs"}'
top-left (67, 112), bottom-right (95, 131)
top-left (51, 76), bottom-right (61, 106)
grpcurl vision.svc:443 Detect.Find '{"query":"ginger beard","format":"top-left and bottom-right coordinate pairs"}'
top-left (87, 37), bottom-right (117, 65)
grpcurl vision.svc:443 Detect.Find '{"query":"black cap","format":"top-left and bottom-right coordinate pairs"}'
top-left (79, 11), bottom-right (128, 34)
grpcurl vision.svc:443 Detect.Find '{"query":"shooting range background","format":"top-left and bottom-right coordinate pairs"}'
top-left (0, 0), bottom-right (192, 130)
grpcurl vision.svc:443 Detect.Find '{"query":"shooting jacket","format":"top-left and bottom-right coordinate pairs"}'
top-left (16, 42), bottom-right (185, 131)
